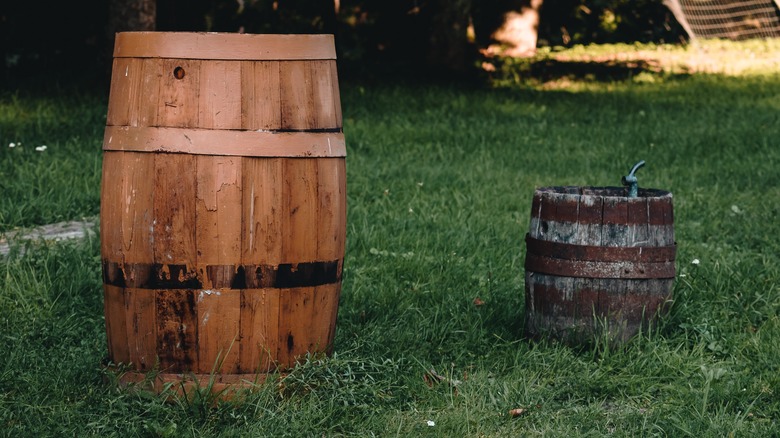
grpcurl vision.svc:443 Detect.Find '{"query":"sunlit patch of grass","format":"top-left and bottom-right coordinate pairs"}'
top-left (485, 39), bottom-right (780, 88)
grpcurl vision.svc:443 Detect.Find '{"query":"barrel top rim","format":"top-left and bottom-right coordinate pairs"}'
top-left (535, 186), bottom-right (672, 199)
top-left (113, 32), bottom-right (337, 60)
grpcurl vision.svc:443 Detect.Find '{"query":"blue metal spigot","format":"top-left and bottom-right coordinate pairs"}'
top-left (621, 160), bottom-right (645, 198)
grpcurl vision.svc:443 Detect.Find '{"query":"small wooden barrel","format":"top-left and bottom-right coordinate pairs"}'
top-left (100, 32), bottom-right (346, 391)
top-left (524, 186), bottom-right (675, 345)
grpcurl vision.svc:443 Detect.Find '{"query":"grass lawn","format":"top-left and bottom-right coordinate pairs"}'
top-left (1, 41), bottom-right (779, 436)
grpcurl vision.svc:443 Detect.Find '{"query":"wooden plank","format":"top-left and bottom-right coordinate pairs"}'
top-left (601, 196), bottom-right (629, 247)
top-left (156, 289), bottom-right (198, 372)
top-left (278, 286), bottom-right (316, 368)
top-left (574, 278), bottom-right (599, 327)
top-left (650, 197), bottom-right (675, 246)
top-left (199, 60), bottom-right (242, 130)
top-left (310, 60), bottom-right (337, 129)
top-left (241, 61), bottom-right (282, 130)
top-left (100, 151), bottom-right (126, 265)
top-left (104, 285), bottom-right (130, 365)
top-left (196, 155), bottom-right (242, 288)
top-left (242, 158), bottom-right (284, 268)
top-left (626, 198), bottom-right (650, 246)
top-left (157, 59), bottom-right (200, 128)
top-left (598, 278), bottom-right (627, 342)
top-left (106, 58), bottom-right (142, 126)
top-left (548, 275), bottom-right (577, 335)
top-left (137, 58), bottom-right (163, 127)
top-left (280, 61), bottom-right (312, 130)
top-left (124, 288), bottom-right (157, 371)
top-left (549, 193), bottom-right (579, 243)
top-left (197, 289), bottom-right (241, 374)
top-left (239, 289), bottom-right (280, 373)
top-left (334, 159), bottom-right (347, 260)
top-left (528, 192), bottom-right (543, 239)
top-left (193, 155), bottom-right (243, 374)
top-left (329, 60), bottom-right (343, 128)
top-left (121, 152), bottom-right (155, 264)
top-left (313, 283), bottom-right (341, 355)
top-left (577, 194), bottom-right (603, 246)
top-left (240, 157), bottom-right (284, 372)
top-left (315, 158), bottom-right (346, 262)
top-left (283, 159), bottom-right (318, 263)
top-left (153, 153), bottom-right (197, 268)
top-left (100, 151), bottom-right (154, 286)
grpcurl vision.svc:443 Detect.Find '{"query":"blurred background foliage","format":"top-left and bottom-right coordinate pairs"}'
top-left (0, 0), bottom-right (685, 85)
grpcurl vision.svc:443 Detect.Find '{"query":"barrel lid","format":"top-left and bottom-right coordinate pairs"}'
top-left (113, 32), bottom-right (337, 60)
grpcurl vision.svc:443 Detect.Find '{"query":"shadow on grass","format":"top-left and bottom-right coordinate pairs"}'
top-left (484, 56), bottom-right (694, 86)
top-left (530, 59), bottom-right (665, 82)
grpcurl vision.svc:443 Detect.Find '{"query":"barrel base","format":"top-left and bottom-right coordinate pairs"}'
top-left (524, 313), bottom-right (663, 347)
top-left (524, 271), bottom-right (672, 347)
top-left (108, 369), bottom-right (279, 400)
top-left (524, 300), bottom-right (671, 347)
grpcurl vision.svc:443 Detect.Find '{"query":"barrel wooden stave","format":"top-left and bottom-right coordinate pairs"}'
top-left (524, 186), bottom-right (675, 344)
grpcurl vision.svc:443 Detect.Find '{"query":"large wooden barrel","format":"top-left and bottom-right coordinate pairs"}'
top-left (524, 186), bottom-right (675, 345)
top-left (100, 32), bottom-right (346, 391)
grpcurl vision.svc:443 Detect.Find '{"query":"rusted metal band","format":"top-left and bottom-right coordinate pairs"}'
top-left (102, 259), bottom-right (343, 290)
top-left (525, 235), bottom-right (676, 279)
top-left (525, 235), bottom-right (676, 263)
top-left (114, 32), bottom-right (337, 60)
top-left (525, 253), bottom-right (675, 279)
top-left (103, 126), bottom-right (346, 157)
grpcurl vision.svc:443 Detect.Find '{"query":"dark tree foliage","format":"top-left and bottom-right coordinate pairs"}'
top-left (0, 0), bottom-right (108, 84)
top-left (538, 0), bottom-right (684, 46)
top-left (156, 0), bottom-right (211, 32)
top-left (472, 0), bottom-right (539, 48)
top-left (337, 0), bottom-right (474, 74)
top-left (0, 0), bottom-right (684, 84)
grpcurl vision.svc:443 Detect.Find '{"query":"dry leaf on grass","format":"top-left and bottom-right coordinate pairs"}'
top-left (508, 408), bottom-right (526, 417)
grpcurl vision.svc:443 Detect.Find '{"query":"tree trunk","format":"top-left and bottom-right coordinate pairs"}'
top-left (105, 0), bottom-right (156, 72)
top-left (426, 0), bottom-right (474, 73)
top-left (475, 0), bottom-right (543, 58)
top-left (108, 0), bottom-right (156, 35)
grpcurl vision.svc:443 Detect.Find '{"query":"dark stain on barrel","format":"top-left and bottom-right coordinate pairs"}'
top-left (156, 289), bottom-right (197, 370)
top-left (102, 260), bottom-right (343, 289)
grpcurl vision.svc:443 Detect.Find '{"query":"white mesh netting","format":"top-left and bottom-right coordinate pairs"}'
top-left (664, 0), bottom-right (780, 39)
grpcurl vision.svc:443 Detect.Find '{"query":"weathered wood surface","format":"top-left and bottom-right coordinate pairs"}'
top-left (0, 219), bottom-right (97, 256)
top-left (113, 33), bottom-right (337, 61)
top-left (524, 186), bottom-right (675, 345)
top-left (101, 33), bottom-right (346, 387)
